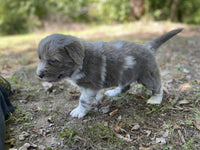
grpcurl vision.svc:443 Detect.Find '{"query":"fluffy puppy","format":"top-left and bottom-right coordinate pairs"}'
top-left (36, 28), bottom-right (183, 118)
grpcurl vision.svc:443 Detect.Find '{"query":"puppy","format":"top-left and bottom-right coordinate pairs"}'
top-left (36, 28), bottom-right (183, 118)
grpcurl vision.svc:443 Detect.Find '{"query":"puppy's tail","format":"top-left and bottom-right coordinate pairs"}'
top-left (145, 28), bottom-right (183, 52)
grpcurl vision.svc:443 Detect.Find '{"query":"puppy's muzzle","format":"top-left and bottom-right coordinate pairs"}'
top-left (36, 71), bottom-right (44, 78)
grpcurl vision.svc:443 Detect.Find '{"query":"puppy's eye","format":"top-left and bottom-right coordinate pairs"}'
top-left (48, 60), bottom-right (58, 65)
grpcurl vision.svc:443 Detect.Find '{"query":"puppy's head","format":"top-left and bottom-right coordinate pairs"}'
top-left (36, 34), bottom-right (84, 82)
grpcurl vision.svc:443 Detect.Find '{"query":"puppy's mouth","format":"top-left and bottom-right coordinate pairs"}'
top-left (37, 72), bottom-right (67, 83)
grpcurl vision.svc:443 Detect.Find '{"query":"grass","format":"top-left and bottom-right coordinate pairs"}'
top-left (2, 21), bottom-right (200, 149)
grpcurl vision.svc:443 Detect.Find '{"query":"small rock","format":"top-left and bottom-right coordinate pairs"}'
top-left (19, 135), bottom-right (25, 141)
top-left (100, 105), bottom-right (110, 114)
top-left (163, 130), bottom-right (169, 138)
top-left (38, 145), bottom-right (46, 150)
top-left (186, 75), bottom-right (191, 80)
top-left (49, 123), bottom-right (55, 127)
top-left (131, 124), bottom-right (140, 131)
top-left (31, 143), bottom-right (37, 148)
top-left (48, 116), bottom-right (54, 123)
top-left (183, 68), bottom-right (190, 74)
top-left (156, 137), bottom-right (166, 144)
top-left (103, 121), bottom-right (108, 127)
top-left (19, 131), bottom-right (29, 141)
top-left (117, 115), bottom-right (122, 120)
top-left (22, 131), bottom-right (29, 137)
top-left (19, 100), bottom-right (27, 103)
top-left (19, 143), bottom-right (31, 150)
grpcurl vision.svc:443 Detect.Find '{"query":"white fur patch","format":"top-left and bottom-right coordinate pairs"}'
top-left (147, 86), bottom-right (163, 104)
top-left (71, 66), bottom-right (85, 81)
top-left (101, 56), bottom-right (107, 85)
top-left (105, 87), bottom-right (122, 97)
top-left (67, 66), bottom-right (85, 88)
top-left (95, 91), bottom-right (103, 103)
top-left (124, 56), bottom-right (136, 69)
top-left (66, 79), bottom-right (79, 88)
top-left (36, 61), bottom-right (46, 75)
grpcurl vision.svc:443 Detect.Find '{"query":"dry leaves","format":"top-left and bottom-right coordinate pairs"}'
top-left (109, 109), bottom-right (118, 116)
top-left (114, 124), bottom-right (132, 142)
top-left (139, 146), bottom-right (151, 150)
top-left (178, 83), bottom-right (192, 92)
top-left (177, 100), bottom-right (190, 105)
top-left (194, 118), bottom-right (200, 130)
top-left (163, 86), bottom-right (169, 94)
top-left (41, 82), bottom-right (53, 90)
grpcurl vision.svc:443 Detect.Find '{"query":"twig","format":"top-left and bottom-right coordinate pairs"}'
top-left (177, 130), bottom-right (186, 143)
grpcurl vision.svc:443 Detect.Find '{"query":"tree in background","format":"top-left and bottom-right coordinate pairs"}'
top-left (0, 0), bottom-right (200, 35)
top-left (130, 0), bottom-right (145, 20)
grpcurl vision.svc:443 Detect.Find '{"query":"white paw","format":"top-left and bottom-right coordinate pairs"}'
top-left (105, 87), bottom-right (122, 97)
top-left (70, 106), bottom-right (88, 118)
top-left (95, 91), bottom-right (103, 104)
top-left (147, 96), bottom-right (162, 104)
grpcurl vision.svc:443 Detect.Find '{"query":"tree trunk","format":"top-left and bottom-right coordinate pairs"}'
top-left (130, 0), bottom-right (145, 20)
top-left (170, 0), bottom-right (180, 21)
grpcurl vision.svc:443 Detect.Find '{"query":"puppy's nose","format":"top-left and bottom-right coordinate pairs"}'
top-left (38, 72), bottom-right (45, 78)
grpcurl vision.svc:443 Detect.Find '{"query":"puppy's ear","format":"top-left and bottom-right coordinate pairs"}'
top-left (64, 41), bottom-right (85, 65)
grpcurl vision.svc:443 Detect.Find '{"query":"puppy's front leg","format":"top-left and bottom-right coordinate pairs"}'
top-left (70, 88), bottom-right (98, 118)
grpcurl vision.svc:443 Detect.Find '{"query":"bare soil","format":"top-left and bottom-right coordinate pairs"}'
top-left (1, 22), bottom-right (200, 150)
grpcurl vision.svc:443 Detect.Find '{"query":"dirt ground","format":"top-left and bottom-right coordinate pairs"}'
top-left (1, 22), bottom-right (200, 150)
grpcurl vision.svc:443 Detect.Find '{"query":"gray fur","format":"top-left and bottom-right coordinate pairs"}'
top-left (146, 28), bottom-right (183, 52)
top-left (36, 28), bottom-right (183, 118)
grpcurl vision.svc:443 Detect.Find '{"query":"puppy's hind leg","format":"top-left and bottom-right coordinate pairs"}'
top-left (70, 88), bottom-right (98, 118)
top-left (105, 85), bottom-right (130, 97)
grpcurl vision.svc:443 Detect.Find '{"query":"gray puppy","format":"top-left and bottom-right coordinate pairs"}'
top-left (36, 28), bottom-right (183, 118)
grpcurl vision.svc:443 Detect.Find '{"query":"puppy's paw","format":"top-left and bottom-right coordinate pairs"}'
top-left (70, 106), bottom-right (88, 118)
top-left (105, 87), bottom-right (121, 97)
top-left (147, 96), bottom-right (162, 104)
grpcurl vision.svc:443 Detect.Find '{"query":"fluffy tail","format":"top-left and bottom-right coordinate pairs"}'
top-left (145, 28), bottom-right (183, 52)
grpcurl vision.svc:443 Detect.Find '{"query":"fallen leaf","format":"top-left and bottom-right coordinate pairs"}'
top-left (114, 125), bottom-right (121, 133)
top-left (178, 83), bottom-right (192, 92)
top-left (109, 109), bottom-right (118, 116)
top-left (178, 100), bottom-right (190, 105)
top-left (131, 124), bottom-right (140, 131)
top-left (114, 125), bottom-right (132, 142)
top-left (163, 86), bottom-right (169, 94)
top-left (194, 118), bottom-right (200, 130)
top-left (139, 146), bottom-right (151, 150)
top-left (172, 123), bottom-right (181, 130)
top-left (144, 130), bottom-right (151, 137)
top-left (196, 80), bottom-right (200, 84)
top-left (41, 82), bottom-right (53, 90)
top-left (115, 133), bottom-right (132, 142)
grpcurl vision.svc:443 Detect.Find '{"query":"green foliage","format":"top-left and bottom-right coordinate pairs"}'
top-left (1, 0), bottom-right (200, 35)
top-left (147, 0), bottom-right (200, 24)
top-left (95, 0), bottom-right (131, 22)
top-left (0, 0), bottom-right (48, 35)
